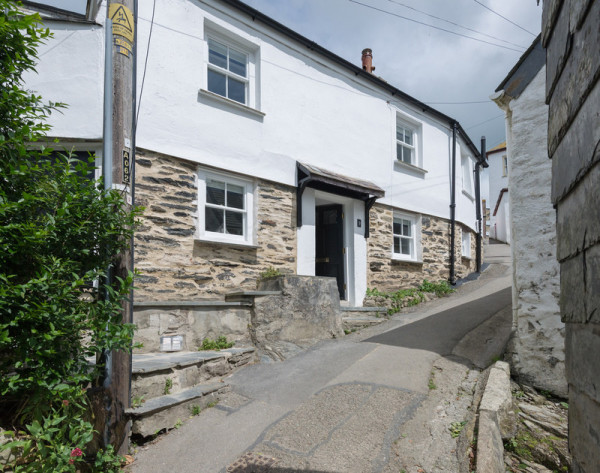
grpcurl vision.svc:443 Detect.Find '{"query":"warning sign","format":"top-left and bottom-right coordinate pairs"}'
top-left (114, 37), bottom-right (132, 57)
top-left (109, 4), bottom-right (134, 43)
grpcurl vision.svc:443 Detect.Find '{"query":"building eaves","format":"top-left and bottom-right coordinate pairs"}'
top-left (220, 0), bottom-right (481, 159)
top-left (495, 34), bottom-right (544, 99)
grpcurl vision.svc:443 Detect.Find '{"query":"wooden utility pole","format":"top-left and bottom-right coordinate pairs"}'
top-left (101, 0), bottom-right (136, 454)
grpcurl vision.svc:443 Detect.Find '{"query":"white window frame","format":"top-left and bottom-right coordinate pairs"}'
top-left (461, 154), bottom-right (474, 198)
top-left (462, 230), bottom-right (471, 259)
top-left (502, 154), bottom-right (508, 177)
top-left (202, 23), bottom-right (260, 112)
top-left (197, 169), bottom-right (255, 246)
top-left (392, 212), bottom-right (421, 262)
top-left (396, 122), bottom-right (416, 165)
top-left (394, 113), bottom-right (424, 172)
top-left (206, 37), bottom-right (249, 105)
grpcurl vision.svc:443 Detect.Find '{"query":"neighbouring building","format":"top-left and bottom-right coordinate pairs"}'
top-left (23, 0), bottom-right (481, 351)
top-left (492, 35), bottom-right (566, 397)
top-left (542, 0), bottom-right (600, 470)
top-left (483, 142), bottom-right (509, 243)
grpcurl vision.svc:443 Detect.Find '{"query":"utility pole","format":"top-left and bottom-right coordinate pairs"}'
top-left (100, 0), bottom-right (136, 454)
top-left (474, 137), bottom-right (488, 273)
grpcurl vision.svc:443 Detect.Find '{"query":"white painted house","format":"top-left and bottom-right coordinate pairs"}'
top-left (484, 142), bottom-right (510, 243)
top-left (23, 0), bottom-right (480, 310)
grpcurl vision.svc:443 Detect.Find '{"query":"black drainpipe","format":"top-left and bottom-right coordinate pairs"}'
top-left (449, 122), bottom-right (457, 284)
top-left (474, 136), bottom-right (486, 273)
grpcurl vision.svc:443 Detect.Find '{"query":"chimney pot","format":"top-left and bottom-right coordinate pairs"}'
top-left (361, 48), bottom-right (375, 73)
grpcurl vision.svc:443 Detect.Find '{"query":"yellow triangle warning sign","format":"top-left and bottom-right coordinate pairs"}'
top-left (109, 4), bottom-right (134, 43)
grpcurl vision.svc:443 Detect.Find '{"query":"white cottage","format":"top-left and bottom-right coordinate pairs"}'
top-left (23, 0), bottom-right (480, 311)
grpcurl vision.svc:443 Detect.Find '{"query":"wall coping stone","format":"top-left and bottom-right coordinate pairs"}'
top-left (340, 306), bottom-right (386, 312)
top-left (134, 300), bottom-right (252, 308)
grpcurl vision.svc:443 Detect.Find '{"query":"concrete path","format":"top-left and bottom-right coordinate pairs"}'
top-left (128, 243), bottom-right (512, 473)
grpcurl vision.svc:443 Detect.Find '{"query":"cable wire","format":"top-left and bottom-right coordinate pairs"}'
top-left (465, 114), bottom-right (504, 130)
top-left (473, 0), bottom-right (537, 36)
top-left (385, 0), bottom-right (527, 49)
top-left (425, 100), bottom-right (490, 105)
top-left (136, 0), bottom-right (157, 126)
top-left (346, 0), bottom-right (525, 52)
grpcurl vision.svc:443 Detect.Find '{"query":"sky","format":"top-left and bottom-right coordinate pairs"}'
top-left (241, 0), bottom-right (543, 148)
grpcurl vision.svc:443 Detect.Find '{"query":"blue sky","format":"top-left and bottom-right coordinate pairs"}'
top-left (242, 0), bottom-right (542, 148)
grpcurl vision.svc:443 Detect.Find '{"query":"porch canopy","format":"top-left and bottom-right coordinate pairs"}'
top-left (296, 162), bottom-right (385, 238)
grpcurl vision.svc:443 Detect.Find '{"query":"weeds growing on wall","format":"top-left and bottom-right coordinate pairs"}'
top-left (0, 2), bottom-right (140, 471)
top-left (366, 280), bottom-right (454, 315)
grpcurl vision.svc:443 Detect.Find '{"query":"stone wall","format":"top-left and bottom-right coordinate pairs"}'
top-left (543, 1), bottom-right (600, 471)
top-left (134, 150), bottom-right (297, 301)
top-left (367, 203), bottom-right (475, 292)
top-left (503, 67), bottom-right (566, 397)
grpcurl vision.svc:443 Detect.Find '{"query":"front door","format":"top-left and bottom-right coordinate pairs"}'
top-left (315, 204), bottom-right (345, 300)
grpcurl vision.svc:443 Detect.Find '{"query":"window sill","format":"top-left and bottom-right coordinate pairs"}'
top-left (462, 189), bottom-right (475, 201)
top-left (194, 237), bottom-right (259, 250)
top-left (199, 89), bottom-right (265, 118)
top-left (394, 160), bottom-right (427, 176)
top-left (391, 256), bottom-right (423, 265)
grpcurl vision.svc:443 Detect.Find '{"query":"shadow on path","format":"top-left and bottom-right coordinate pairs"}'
top-left (363, 287), bottom-right (511, 356)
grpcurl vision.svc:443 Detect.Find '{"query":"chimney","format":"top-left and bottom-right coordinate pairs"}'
top-left (361, 48), bottom-right (375, 73)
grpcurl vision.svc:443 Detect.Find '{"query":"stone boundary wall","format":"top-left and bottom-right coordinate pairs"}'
top-left (134, 150), bottom-right (297, 301)
top-left (367, 203), bottom-right (476, 293)
top-left (543, 1), bottom-right (600, 471)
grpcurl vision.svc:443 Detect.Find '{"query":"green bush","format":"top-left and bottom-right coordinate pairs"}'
top-left (0, 2), bottom-right (140, 471)
top-left (199, 336), bottom-right (235, 351)
top-left (366, 279), bottom-right (454, 315)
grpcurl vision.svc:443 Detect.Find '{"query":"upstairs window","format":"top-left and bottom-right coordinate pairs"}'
top-left (502, 155), bottom-right (508, 177)
top-left (207, 38), bottom-right (248, 105)
top-left (461, 154), bottom-right (474, 197)
top-left (396, 123), bottom-right (415, 165)
top-left (462, 230), bottom-right (471, 258)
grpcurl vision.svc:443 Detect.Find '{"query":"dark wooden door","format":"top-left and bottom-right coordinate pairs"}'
top-left (315, 204), bottom-right (345, 300)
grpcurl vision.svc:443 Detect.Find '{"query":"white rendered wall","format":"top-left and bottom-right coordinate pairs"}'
top-left (504, 67), bottom-right (566, 396)
top-left (24, 0), bottom-right (477, 233)
top-left (297, 188), bottom-right (316, 276)
top-left (487, 148), bottom-right (509, 242)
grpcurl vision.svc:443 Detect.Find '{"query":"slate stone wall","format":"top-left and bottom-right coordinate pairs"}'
top-left (134, 150), bottom-right (297, 301)
top-left (543, 1), bottom-right (600, 470)
top-left (367, 203), bottom-right (475, 293)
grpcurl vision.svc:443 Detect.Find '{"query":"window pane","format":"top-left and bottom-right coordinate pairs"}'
top-left (402, 220), bottom-right (411, 237)
top-left (404, 129), bottom-right (413, 146)
top-left (401, 238), bottom-right (411, 255)
top-left (205, 207), bottom-right (224, 233)
top-left (226, 211), bottom-right (244, 235)
top-left (393, 220), bottom-right (401, 235)
top-left (208, 39), bottom-right (227, 69)
top-left (206, 179), bottom-right (225, 205)
top-left (402, 146), bottom-right (412, 164)
top-left (228, 77), bottom-right (246, 104)
top-left (228, 48), bottom-right (247, 77)
top-left (227, 184), bottom-right (244, 209)
top-left (207, 69), bottom-right (227, 97)
top-left (396, 125), bottom-right (404, 142)
top-left (394, 236), bottom-right (400, 254)
top-left (396, 143), bottom-right (404, 162)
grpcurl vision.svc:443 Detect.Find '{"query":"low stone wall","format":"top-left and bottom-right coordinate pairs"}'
top-left (253, 275), bottom-right (344, 360)
top-left (134, 150), bottom-right (297, 301)
top-left (367, 204), bottom-right (476, 293)
top-left (133, 303), bottom-right (251, 353)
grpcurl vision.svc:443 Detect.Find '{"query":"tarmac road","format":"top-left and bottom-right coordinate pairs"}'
top-left (128, 245), bottom-right (512, 473)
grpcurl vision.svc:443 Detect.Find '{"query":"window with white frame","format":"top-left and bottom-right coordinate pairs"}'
top-left (197, 170), bottom-right (254, 245)
top-left (461, 154), bottom-right (474, 196)
top-left (462, 230), bottom-right (471, 258)
top-left (396, 122), bottom-right (416, 165)
top-left (502, 155), bottom-right (508, 177)
top-left (393, 214), bottom-right (416, 259)
top-left (207, 38), bottom-right (248, 105)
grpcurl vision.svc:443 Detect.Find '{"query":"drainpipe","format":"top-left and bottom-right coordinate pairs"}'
top-left (449, 122), bottom-right (457, 284)
top-left (474, 136), bottom-right (487, 272)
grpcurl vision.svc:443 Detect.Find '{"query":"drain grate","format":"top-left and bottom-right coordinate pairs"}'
top-left (227, 452), bottom-right (279, 473)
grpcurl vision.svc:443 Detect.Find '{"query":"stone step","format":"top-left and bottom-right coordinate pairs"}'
top-left (131, 347), bottom-right (255, 402)
top-left (342, 316), bottom-right (387, 331)
top-left (340, 306), bottom-right (388, 317)
top-left (127, 382), bottom-right (229, 438)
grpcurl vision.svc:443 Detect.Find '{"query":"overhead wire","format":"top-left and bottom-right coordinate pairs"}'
top-left (136, 0), bottom-right (157, 127)
top-left (473, 0), bottom-right (537, 36)
top-left (384, 0), bottom-right (527, 49)
top-left (465, 114), bottom-right (504, 130)
top-left (346, 0), bottom-right (525, 52)
top-left (425, 100), bottom-right (490, 105)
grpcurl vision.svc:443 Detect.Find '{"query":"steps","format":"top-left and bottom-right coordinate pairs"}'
top-left (127, 347), bottom-right (255, 438)
top-left (340, 306), bottom-right (388, 331)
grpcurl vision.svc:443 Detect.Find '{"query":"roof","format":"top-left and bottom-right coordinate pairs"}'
top-left (495, 35), bottom-right (545, 99)
top-left (297, 162), bottom-right (385, 199)
top-left (487, 141), bottom-right (507, 156)
top-left (222, 0), bottom-right (481, 159)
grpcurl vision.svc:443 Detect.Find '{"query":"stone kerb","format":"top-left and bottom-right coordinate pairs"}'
top-left (253, 275), bottom-right (345, 360)
top-left (476, 361), bottom-right (518, 473)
